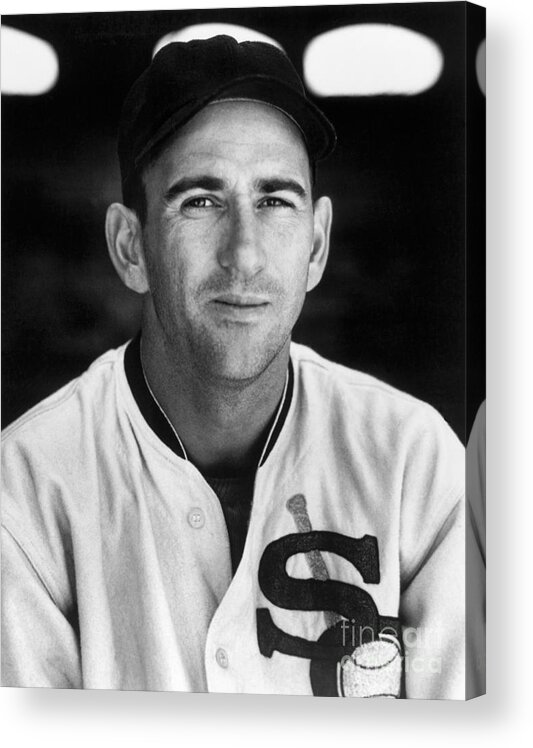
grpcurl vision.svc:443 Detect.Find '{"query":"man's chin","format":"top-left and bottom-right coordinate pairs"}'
top-left (203, 357), bottom-right (275, 386)
top-left (194, 337), bottom-right (290, 386)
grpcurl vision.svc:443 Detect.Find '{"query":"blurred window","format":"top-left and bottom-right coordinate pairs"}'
top-left (1, 26), bottom-right (59, 95)
top-left (303, 24), bottom-right (443, 96)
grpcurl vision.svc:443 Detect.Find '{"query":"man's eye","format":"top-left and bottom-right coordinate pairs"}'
top-left (260, 196), bottom-right (291, 208)
top-left (183, 196), bottom-right (216, 209)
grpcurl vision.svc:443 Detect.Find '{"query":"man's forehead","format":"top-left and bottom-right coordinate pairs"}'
top-left (173, 99), bottom-right (308, 150)
top-left (208, 97), bottom-right (308, 143)
top-left (145, 100), bottom-right (312, 183)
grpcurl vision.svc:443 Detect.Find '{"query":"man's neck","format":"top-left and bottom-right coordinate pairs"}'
top-left (139, 329), bottom-right (290, 477)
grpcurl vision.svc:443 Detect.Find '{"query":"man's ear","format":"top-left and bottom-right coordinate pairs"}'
top-left (105, 203), bottom-right (150, 294)
top-left (307, 196), bottom-right (332, 292)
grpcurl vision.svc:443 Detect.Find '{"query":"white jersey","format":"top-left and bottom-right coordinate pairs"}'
top-left (1, 341), bottom-right (467, 698)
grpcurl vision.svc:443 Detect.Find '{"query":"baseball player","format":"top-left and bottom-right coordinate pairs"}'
top-left (1, 36), bottom-right (470, 698)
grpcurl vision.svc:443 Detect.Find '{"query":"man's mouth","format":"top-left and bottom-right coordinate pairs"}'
top-left (210, 294), bottom-right (270, 321)
top-left (212, 294), bottom-right (270, 308)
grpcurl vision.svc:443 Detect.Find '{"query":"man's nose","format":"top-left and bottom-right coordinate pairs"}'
top-left (217, 202), bottom-right (265, 279)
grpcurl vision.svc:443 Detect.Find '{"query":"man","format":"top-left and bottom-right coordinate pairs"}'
top-left (1, 36), bottom-right (466, 698)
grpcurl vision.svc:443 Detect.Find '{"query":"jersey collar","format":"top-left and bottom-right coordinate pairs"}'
top-left (124, 333), bottom-right (294, 468)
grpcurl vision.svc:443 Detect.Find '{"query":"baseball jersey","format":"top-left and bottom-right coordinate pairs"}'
top-left (1, 340), bottom-right (467, 698)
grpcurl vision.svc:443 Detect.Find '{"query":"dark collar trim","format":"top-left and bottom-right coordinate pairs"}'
top-left (124, 333), bottom-right (186, 459)
top-left (124, 334), bottom-right (293, 467)
top-left (258, 357), bottom-right (294, 468)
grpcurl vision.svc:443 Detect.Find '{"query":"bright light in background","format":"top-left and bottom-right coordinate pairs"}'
top-left (304, 24), bottom-right (443, 96)
top-left (476, 39), bottom-right (486, 96)
top-left (1, 26), bottom-right (59, 95)
top-left (153, 24), bottom-right (283, 57)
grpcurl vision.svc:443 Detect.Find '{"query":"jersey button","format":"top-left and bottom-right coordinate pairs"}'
top-left (215, 648), bottom-right (229, 669)
top-left (187, 508), bottom-right (205, 529)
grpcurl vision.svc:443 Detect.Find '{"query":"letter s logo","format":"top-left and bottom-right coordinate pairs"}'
top-left (256, 530), bottom-right (391, 694)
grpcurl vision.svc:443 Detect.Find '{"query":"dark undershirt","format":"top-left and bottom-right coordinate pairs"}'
top-left (204, 472), bottom-right (256, 574)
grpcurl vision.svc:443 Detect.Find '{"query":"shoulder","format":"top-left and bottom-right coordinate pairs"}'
top-left (289, 341), bottom-right (464, 478)
top-left (1, 343), bottom-right (130, 498)
top-left (1, 342), bottom-right (131, 566)
top-left (289, 344), bottom-right (464, 546)
top-left (0, 346), bottom-right (128, 613)
top-left (290, 341), bottom-right (447, 422)
top-left (291, 341), bottom-right (418, 395)
top-left (2, 343), bottom-right (127, 448)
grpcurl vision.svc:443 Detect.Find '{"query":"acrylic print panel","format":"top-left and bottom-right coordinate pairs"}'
top-left (1, 2), bottom-right (485, 699)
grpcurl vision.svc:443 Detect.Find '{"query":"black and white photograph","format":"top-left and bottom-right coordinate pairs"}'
top-left (1, 2), bottom-right (485, 700)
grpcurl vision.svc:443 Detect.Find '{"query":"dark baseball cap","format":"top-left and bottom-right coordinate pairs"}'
top-left (118, 35), bottom-right (336, 189)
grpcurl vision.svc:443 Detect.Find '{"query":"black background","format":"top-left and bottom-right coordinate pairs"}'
top-left (1, 2), bottom-right (486, 440)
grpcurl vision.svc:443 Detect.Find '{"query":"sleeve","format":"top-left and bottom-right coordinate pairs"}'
top-left (398, 406), bottom-right (466, 700)
top-left (1, 526), bottom-right (82, 689)
top-left (1, 421), bottom-right (84, 689)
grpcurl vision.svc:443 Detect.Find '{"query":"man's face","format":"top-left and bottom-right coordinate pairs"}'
top-left (139, 100), bottom-right (330, 383)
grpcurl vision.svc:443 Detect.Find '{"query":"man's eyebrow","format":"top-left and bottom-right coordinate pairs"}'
top-left (256, 178), bottom-right (308, 199)
top-left (163, 176), bottom-right (225, 203)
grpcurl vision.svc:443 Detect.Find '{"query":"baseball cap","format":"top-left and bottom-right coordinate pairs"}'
top-left (118, 35), bottom-right (336, 189)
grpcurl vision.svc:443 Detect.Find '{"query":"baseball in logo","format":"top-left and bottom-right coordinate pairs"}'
top-left (256, 494), bottom-right (403, 697)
